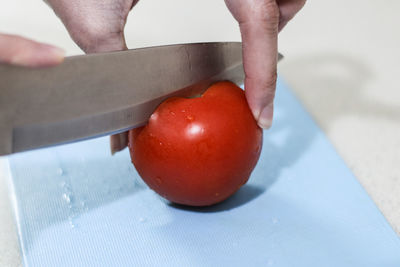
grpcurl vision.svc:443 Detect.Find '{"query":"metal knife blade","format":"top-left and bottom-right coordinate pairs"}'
top-left (0, 42), bottom-right (282, 155)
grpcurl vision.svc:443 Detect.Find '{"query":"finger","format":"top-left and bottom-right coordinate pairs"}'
top-left (131, 0), bottom-right (140, 10)
top-left (0, 34), bottom-right (64, 67)
top-left (65, 7), bottom-right (132, 155)
top-left (110, 132), bottom-right (129, 155)
top-left (45, 0), bottom-right (135, 153)
top-left (101, 32), bottom-right (129, 155)
top-left (82, 10), bottom-right (131, 155)
top-left (277, 0), bottom-right (306, 31)
top-left (237, 1), bottom-right (280, 129)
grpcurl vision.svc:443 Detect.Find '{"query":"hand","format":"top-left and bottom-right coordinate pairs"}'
top-left (225, 0), bottom-right (305, 128)
top-left (0, 33), bottom-right (64, 67)
top-left (45, 0), bottom-right (138, 154)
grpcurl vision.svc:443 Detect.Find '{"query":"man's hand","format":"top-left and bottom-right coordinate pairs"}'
top-left (0, 33), bottom-right (64, 67)
top-left (225, 0), bottom-right (305, 129)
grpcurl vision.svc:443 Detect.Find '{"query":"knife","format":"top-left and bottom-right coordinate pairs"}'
top-left (0, 42), bottom-right (283, 155)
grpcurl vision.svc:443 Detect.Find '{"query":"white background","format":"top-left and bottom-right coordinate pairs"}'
top-left (1, 0), bottom-right (400, 266)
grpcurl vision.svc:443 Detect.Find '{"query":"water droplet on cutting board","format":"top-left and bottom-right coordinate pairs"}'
top-left (57, 167), bottom-right (64, 176)
top-left (62, 193), bottom-right (71, 204)
top-left (80, 200), bottom-right (88, 212)
top-left (139, 217), bottom-right (147, 223)
top-left (68, 216), bottom-right (77, 229)
top-left (60, 179), bottom-right (83, 229)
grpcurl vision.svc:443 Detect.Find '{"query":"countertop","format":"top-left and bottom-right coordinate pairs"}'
top-left (1, 0), bottom-right (399, 266)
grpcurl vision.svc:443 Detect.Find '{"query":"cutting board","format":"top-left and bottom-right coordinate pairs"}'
top-left (5, 78), bottom-right (400, 267)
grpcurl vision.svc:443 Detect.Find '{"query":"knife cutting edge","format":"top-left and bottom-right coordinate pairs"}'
top-left (0, 42), bottom-right (283, 155)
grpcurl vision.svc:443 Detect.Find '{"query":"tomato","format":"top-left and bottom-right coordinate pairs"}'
top-left (128, 81), bottom-right (263, 206)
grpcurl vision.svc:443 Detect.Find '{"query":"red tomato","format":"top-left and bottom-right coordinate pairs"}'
top-left (128, 81), bottom-right (263, 206)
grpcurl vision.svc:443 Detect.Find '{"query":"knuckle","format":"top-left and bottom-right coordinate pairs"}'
top-left (239, 1), bottom-right (280, 34)
top-left (46, 0), bottom-right (128, 52)
top-left (69, 21), bottom-right (121, 52)
top-left (246, 71), bottom-right (277, 101)
top-left (246, 70), bottom-right (278, 90)
top-left (263, 72), bottom-right (278, 92)
top-left (62, 11), bottom-right (127, 52)
top-left (256, 0), bottom-right (280, 24)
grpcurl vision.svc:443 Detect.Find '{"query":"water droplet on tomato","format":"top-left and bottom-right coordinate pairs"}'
top-left (156, 177), bottom-right (163, 185)
top-left (150, 113), bottom-right (158, 121)
top-left (186, 115), bottom-right (194, 121)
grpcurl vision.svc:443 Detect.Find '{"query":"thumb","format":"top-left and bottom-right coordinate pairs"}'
top-left (0, 34), bottom-right (64, 67)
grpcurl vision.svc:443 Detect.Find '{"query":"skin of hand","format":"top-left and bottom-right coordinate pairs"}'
top-left (0, 33), bottom-right (64, 67)
top-left (225, 0), bottom-right (306, 128)
top-left (46, 0), bottom-right (304, 154)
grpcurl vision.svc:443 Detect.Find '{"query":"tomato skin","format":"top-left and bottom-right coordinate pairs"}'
top-left (128, 81), bottom-right (263, 206)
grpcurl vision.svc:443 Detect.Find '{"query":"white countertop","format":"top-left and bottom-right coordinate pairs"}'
top-left (1, 0), bottom-right (399, 266)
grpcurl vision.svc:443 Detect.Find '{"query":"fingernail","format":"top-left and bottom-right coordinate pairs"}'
top-left (119, 133), bottom-right (128, 149)
top-left (46, 46), bottom-right (65, 62)
top-left (257, 103), bottom-right (274, 129)
top-left (110, 133), bottom-right (128, 155)
top-left (110, 136), bottom-right (120, 155)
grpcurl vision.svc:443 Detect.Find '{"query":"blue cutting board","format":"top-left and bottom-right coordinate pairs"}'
top-left (6, 78), bottom-right (400, 267)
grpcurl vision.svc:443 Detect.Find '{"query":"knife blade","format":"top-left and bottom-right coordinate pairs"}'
top-left (0, 42), bottom-right (283, 155)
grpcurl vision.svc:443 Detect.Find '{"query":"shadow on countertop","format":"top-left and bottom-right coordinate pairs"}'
top-left (279, 53), bottom-right (400, 127)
